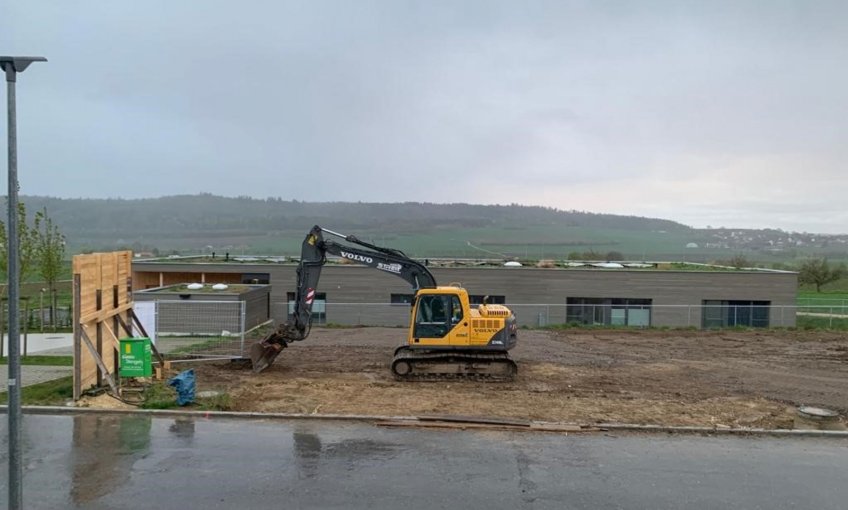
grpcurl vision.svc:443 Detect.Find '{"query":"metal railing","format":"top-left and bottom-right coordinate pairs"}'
top-left (152, 300), bottom-right (248, 359)
top-left (273, 302), bottom-right (848, 329)
top-left (797, 297), bottom-right (848, 310)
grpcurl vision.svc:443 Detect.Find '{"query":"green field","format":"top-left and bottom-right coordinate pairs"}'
top-left (248, 224), bottom-right (755, 262)
top-left (797, 293), bottom-right (848, 319)
top-left (796, 315), bottom-right (848, 330)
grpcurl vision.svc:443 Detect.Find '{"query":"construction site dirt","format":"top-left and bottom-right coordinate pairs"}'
top-left (179, 327), bottom-right (848, 429)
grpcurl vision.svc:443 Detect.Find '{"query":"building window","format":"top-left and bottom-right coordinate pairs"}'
top-left (287, 291), bottom-right (327, 323)
top-left (566, 297), bottom-right (652, 327)
top-left (702, 300), bottom-right (770, 328)
top-left (391, 293), bottom-right (414, 305)
top-left (242, 272), bottom-right (270, 284)
top-left (469, 295), bottom-right (506, 305)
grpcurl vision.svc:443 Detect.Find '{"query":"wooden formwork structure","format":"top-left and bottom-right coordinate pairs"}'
top-left (73, 251), bottom-right (164, 400)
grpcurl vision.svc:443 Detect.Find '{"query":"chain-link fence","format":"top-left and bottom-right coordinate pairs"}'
top-left (0, 302), bottom-right (72, 332)
top-left (797, 297), bottom-right (848, 310)
top-left (150, 300), bottom-right (252, 359)
top-left (273, 302), bottom-right (848, 329)
top-left (26, 306), bottom-right (72, 330)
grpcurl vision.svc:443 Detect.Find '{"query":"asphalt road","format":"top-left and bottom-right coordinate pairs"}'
top-left (0, 333), bottom-right (73, 389)
top-left (1, 414), bottom-right (847, 509)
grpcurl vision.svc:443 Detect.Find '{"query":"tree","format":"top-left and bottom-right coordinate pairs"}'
top-left (0, 202), bottom-right (40, 286)
top-left (33, 207), bottom-right (66, 329)
top-left (725, 254), bottom-right (751, 269)
top-left (567, 249), bottom-right (602, 260)
top-left (798, 258), bottom-right (846, 292)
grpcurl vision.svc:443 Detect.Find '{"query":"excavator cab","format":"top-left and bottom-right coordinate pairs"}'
top-left (393, 287), bottom-right (517, 379)
top-left (405, 287), bottom-right (515, 347)
top-left (413, 293), bottom-right (460, 339)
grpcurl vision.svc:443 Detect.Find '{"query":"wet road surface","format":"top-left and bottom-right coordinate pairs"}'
top-left (1, 413), bottom-right (847, 509)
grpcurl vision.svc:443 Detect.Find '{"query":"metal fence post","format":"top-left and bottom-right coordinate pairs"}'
top-left (240, 301), bottom-right (247, 356)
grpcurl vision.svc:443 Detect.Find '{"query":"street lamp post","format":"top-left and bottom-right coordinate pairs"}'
top-left (1, 55), bottom-right (47, 510)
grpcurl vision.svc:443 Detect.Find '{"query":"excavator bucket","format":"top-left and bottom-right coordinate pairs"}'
top-left (249, 341), bottom-right (285, 373)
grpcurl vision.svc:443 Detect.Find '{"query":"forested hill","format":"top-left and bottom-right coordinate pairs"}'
top-left (20, 194), bottom-right (691, 254)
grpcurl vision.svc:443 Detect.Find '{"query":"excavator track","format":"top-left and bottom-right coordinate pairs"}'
top-left (391, 347), bottom-right (517, 382)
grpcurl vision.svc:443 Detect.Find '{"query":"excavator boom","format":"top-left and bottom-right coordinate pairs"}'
top-left (250, 225), bottom-right (437, 372)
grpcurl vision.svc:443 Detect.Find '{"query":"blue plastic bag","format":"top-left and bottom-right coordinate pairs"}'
top-left (168, 369), bottom-right (196, 406)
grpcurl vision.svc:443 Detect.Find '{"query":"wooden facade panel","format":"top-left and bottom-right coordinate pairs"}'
top-left (117, 252), bottom-right (131, 307)
top-left (133, 271), bottom-right (161, 289)
top-left (73, 251), bottom-right (133, 399)
top-left (199, 272), bottom-right (243, 285)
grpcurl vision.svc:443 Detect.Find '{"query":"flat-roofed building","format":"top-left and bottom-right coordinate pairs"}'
top-left (132, 258), bottom-right (797, 329)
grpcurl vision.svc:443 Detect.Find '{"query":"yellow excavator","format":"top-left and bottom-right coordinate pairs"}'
top-left (250, 225), bottom-right (518, 380)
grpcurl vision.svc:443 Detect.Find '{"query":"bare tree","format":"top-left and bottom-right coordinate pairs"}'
top-left (798, 258), bottom-right (846, 292)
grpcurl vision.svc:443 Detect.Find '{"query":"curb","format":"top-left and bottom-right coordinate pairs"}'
top-left (3, 405), bottom-right (848, 438)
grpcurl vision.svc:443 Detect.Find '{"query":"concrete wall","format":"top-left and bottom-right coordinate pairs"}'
top-left (132, 262), bottom-right (797, 328)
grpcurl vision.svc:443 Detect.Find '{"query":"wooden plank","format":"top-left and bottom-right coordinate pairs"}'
top-left (79, 327), bottom-right (119, 395)
top-left (116, 313), bottom-right (133, 337)
top-left (418, 414), bottom-right (531, 427)
top-left (376, 421), bottom-right (529, 431)
top-left (79, 302), bottom-right (134, 325)
top-left (79, 322), bottom-right (99, 392)
top-left (73, 274), bottom-right (82, 400)
top-left (529, 423), bottom-right (599, 433)
top-left (101, 320), bottom-right (122, 350)
top-left (377, 420), bottom-right (600, 433)
top-left (129, 308), bottom-right (165, 364)
top-left (154, 361), bottom-right (172, 380)
top-left (81, 363), bottom-right (97, 391)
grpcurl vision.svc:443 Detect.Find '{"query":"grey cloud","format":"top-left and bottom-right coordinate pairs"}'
top-left (2, 1), bottom-right (847, 232)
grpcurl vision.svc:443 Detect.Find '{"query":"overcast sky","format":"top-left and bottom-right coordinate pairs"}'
top-left (3, 1), bottom-right (847, 233)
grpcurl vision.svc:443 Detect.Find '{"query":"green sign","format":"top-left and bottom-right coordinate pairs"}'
top-left (119, 338), bottom-right (152, 377)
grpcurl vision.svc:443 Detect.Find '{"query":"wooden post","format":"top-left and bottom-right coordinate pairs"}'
top-left (22, 297), bottom-right (29, 356)
top-left (39, 289), bottom-right (44, 333)
top-left (96, 289), bottom-right (102, 387)
top-left (52, 288), bottom-right (58, 331)
top-left (79, 327), bottom-right (118, 396)
top-left (73, 274), bottom-right (81, 400)
top-left (0, 297), bottom-right (4, 358)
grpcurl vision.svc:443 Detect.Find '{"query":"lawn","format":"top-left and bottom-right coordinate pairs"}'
top-left (0, 355), bottom-right (72, 366)
top-left (797, 290), bottom-right (848, 314)
top-left (796, 315), bottom-right (848, 330)
top-left (0, 376), bottom-right (73, 405)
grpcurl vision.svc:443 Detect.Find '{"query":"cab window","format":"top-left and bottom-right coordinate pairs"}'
top-left (414, 294), bottom-right (455, 338)
top-left (450, 295), bottom-right (463, 324)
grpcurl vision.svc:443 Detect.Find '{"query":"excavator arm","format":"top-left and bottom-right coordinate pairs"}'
top-left (250, 225), bottom-right (436, 372)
